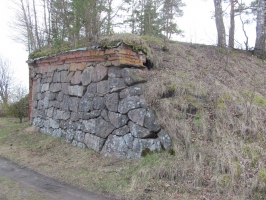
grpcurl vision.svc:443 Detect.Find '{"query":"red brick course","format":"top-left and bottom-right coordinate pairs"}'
top-left (28, 67), bottom-right (33, 120)
top-left (28, 44), bottom-right (147, 120)
top-left (31, 44), bottom-right (146, 68)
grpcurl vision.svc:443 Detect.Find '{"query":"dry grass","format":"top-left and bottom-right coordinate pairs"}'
top-left (0, 117), bottom-right (228, 200)
top-left (142, 42), bottom-right (266, 199)
top-left (1, 41), bottom-right (266, 200)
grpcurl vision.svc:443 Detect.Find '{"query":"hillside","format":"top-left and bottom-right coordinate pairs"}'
top-left (142, 40), bottom-right (266, 199)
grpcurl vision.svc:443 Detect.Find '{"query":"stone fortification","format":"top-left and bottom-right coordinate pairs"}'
top-left (28, 43), bottom-right (171, 158)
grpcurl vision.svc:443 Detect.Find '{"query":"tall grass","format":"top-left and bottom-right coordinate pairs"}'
top-left (141, 43), bottom-right (266, 199)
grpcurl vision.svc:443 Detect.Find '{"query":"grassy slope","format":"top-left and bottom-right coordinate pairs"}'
top-left (1, 40), bottom-right (266, 200)
top-left (144, 42), bottom-right (266, 199)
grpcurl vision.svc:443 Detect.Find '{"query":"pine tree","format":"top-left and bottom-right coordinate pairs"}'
top-left (161, 0), bottom-right (184, 39)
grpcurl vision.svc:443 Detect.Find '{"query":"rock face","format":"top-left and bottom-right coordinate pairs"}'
top-left (29, 44), bottom-right (172, 158)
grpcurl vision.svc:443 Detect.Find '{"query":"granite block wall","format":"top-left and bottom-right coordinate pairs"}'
top-left (28, 44), bottom-right (171, 158)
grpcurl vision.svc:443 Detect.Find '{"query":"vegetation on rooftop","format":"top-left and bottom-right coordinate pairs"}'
top-left (28, 40), bottom-right (85, 59)
top-left (29, 34), bottom-right (163, 61)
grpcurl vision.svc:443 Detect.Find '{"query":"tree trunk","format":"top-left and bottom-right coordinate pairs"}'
top-left (254, 0), bottom-right (266, 59)
top-left (20, 0), bottom-right (35, 52)
top-left (106, 0), bottom-right (112, 35)
top-left (239, 11), bottom-right (249, 51)
top-left (50, 0), bottom-right (57, 42)
top-left (228, 0), bottom-right (235, 48)
top-left (32, 0), bottom-right (41, 49)
top-left (131, 0), bottom-right (136, 34)
top-left (213, 0), bottom-right (226, 48)
top-left (42, 0), bottom-right (49, 46)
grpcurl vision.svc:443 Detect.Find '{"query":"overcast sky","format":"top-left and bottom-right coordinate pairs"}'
top-left (0, 0), bottom-right (256, 90)
top-left (0, 1), bottom-right (29, 89)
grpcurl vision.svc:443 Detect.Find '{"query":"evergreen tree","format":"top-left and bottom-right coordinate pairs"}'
top-left (161, 0), bottom-right (184, 39)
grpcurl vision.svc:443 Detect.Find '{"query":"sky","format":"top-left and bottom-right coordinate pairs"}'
top-left (0, 0), bottom-right (256, 90)
top-left (0, 1), bottom-right (29, 89)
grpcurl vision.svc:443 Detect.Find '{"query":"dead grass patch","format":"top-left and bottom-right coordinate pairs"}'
top-left (142, 43), bottom-right (266, 199)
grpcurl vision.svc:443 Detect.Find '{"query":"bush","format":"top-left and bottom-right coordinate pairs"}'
top-left (6, 94), bottom-right (29, 123)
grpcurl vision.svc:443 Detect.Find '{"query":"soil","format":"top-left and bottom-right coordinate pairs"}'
top-left (0, 157), bottom-right (119, 200)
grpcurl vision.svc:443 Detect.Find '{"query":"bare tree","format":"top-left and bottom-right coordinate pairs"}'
top-left (213, 0), bottom-right (226, 48)
top-left (0, 56), bottom-right (13, 105)
top-left (11, 0), bottom-right (42, 52)
top-left (254, 0), bottom-right (266, 59)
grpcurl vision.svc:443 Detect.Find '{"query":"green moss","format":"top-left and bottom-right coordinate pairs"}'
top-left (167, 83), bottom-right (176, 91)
top-left (194, 114), bottom-right (200, 120)
top-left (182, 94), bottom-right (202, 107)
top-left (29, 34), bottom-right (156, 64)
top-left (231, 52), bottom-right (237, 57)
top-left (219, 175), bottom-right (231, 188)
top-left (241, 90), bottom-right (250, 97)
top-left (187, 83), bottom-right (196, 90)
top-left (28, 37), bottom-right (95, 59)
top-left (29, 42), bottom-right (74, 59)
top-left (216, 98), bottom-right (225, 108)
top-left (141, 148), bottom-right (152, 157)
top-left (241, 90), bottom-right (266, 108)
top-left (167, 149), bottom-right (175, 156)
top-left (254, 95), bottom-right (266, 108)
top-left (216, 93), bottom-right (232, 108)
top-left (258, 168), bottom-right (266, 183)
top-left (99, 33), bottom-right (152, 59)
top-left (178, 71), bottom-right (187, 78)
top-left (242, 145), bottom-right (260, 167)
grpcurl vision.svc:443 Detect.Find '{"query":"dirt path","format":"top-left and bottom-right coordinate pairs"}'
top-left (0, 157), bottom-right (119, 200)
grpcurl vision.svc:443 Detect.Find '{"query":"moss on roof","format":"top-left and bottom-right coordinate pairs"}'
top-left (29, 34), bottom-right (160, 61)
top-left (99, 33), bottom-right (152, 58)
top-left (28, 41), bottom-right (76, 59)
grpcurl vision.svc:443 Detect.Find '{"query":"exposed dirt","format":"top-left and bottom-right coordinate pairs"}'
top-left (0, 157), bottom-right (119, 200)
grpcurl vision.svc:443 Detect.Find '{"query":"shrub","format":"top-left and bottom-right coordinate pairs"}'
top-left (6, 94), bottom-right (29, 123)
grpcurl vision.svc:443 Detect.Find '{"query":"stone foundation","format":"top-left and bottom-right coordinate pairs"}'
top-left (28, 43), bottom-right (171, 158)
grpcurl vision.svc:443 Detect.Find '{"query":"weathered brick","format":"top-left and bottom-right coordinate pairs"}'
top-left (105, 49), bottom-right (117, 55)
top-left (65, 58), bottom-right (77, 64)
top-left (78, 56), bottom-right (105, 63)
top-left (70, 62), bottom-right (86, 71)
